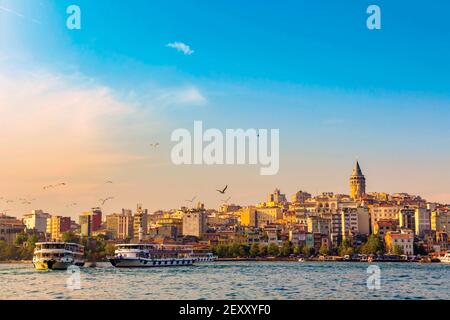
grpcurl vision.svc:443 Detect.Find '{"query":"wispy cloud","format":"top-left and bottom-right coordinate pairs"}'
top-left (166, 42), bottom-right (194, 55)
top-left (0, 5), bottom-right (41, 24)
top-left (155, 86), bottom-right (206, 107)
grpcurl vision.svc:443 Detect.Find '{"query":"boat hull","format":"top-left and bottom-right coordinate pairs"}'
top-left (109, 257), bottom-right (195, 268)
top-left (33, 260), bottom-right (73, 271)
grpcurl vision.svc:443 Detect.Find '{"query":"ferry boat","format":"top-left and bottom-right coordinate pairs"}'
top-left (108, 243), bottom-right (196, 268)
top-left (190, 249), bottom-right (218, 263)
top-left (438, 251), bottom-right (450, 264)
top-left (33, 242), bottom-right (85, 270)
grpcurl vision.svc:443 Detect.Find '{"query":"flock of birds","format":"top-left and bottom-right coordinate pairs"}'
top-left (1, 142), bottom-right (236, 213)
top-left (1, 180), bottom-right (116, 213)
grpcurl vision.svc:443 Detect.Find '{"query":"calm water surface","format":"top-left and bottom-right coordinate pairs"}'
top-left (0, 262), bottom-right (448, 300)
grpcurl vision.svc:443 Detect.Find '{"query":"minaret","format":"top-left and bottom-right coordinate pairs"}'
top-left (350, 161), bottom-right (366, 199)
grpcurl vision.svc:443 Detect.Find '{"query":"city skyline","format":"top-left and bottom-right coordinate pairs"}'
top-left (1, 0), bottom-right (450, 218)
top-left (1, 160), bottom-right (449, 220)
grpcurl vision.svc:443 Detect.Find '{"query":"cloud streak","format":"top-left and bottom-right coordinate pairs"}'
top-left (166, 42), bottom-right (194, 55)
top-left (0, 5), bottom-right (41, 24)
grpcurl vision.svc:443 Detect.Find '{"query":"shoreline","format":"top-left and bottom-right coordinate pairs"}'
top-left (0, 260), bottom-right (32, 264)
top-left (0, 258), bottom-right (444, 264)
top-left (216, 257), bottom-right (442, 263)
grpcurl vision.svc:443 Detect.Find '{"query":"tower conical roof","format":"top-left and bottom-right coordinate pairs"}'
top-left (352, 161), bottom-right (364, 176)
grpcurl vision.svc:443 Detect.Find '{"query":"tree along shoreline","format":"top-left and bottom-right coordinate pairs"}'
top-left (1, 232), bottom-right (429, 262)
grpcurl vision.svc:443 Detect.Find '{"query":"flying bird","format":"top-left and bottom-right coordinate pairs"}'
top-left (105, 181), bottom-right (113, 184)
top-left (6, 200), bottom-right (14, 203)
top-left (222, 197), bottom-right (232, 204)
top-left (66, 203), bottom-right (78, 207)
top-left (43, 183), bottom-right (66, 190)
top-left (150, 143), bottom-right (160, 148)
top-left (22, 201), bottom-right (32, 205)
top-left (185, 196), bottom-right (197, 203)
top-left (99, 197), bottom-right (114, 205)
top-left (216, 185), bottom-right (228, 194)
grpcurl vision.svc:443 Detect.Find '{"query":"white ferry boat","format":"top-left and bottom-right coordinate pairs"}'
top-left (190, 250), bottom-right (218, 263)
top-left (33, 242), bottom-right (85, 270)
top-left (108, 243), bottom-right (196, 268)
top-left (438, 251), bottom-right (450, 264)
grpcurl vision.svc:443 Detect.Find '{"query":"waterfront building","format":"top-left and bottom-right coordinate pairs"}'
top-left (349, 161), bottom-right (366, 199)
top-left (291, 190), bottom-right (312, 203)
top-left (239, 207), bottom-right (257, 227)
top-left (46, 216), bottom-right (71, 241)
top-left (133, 204), bottom-right (148, 241)
top-left (267, 188), bottom-right (287, 205)
top-left (255, 206), bottom-right (283, 227)
top-left (415, 208), bottom-right (431, 238)
top-left (369, 205), bottom-right (400, 232)
top-left (307, 216), bottom-right (331, 236)
top-left (398, 207), bottom-right (416, 231)
top-left (218, 204), bottom-right (241, 213)
top-left (79, 208), bottom-right (102, 237)
top-left (106, 209), bottom-right (134, 240)
top-left (0, 214), bottom-right (25, 244)
top-left (373, 219), bottom-right (398, 238)
top-left (182, 210), bottom-right (206, 238)
top-left (22, 210), bottom-right (50, 233)
top-left (431, 208), bottom-right (450, 233)
top-left (340, 208), bottom-right (359, 241)
top-left (385, 229), bottom-right (414, 255)
top-left (288, 229), bottom-right (307, 246)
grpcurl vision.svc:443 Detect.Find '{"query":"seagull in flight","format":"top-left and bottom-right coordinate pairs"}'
top-left (105, 181), bottom-right (113, 184)
top-left (43, 183), bottom-right (66, 190)
top-left (216, 185), bottom-right (228, 194)
top-left (185, 196), bottom-right (197, 203)
top-left (99, 197), bottom-right (114, 205)
top-left (66, 202), bottom-right (78, 207)
top-left (150, 143), bottom-right (160, 148)
top-left (221, 197), bottom-right (232, 204)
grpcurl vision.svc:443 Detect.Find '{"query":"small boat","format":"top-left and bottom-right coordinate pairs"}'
top-left (33, 242), bottom-right (85, 271)
top-left (108, 243), bottom-right (196, 268)
top-left (438, 251), bottom-right (450, 264)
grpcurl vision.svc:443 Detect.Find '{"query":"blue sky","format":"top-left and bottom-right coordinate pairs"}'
top-left (1, 0), bottom-right (450, 215)
top-left (6, 0), bottom-right (450, 93)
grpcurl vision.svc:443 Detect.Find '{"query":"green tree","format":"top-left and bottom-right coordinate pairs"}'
top-left (338, 239), bottom-right (354, 256)
top-left (229, 243), bottom-right (241, 257)
top-left (249, 243), bottom-right (260, 257)
top-left (61, 231), bottom-right (80, 244)
top-left (414, 242), bottom-right (427, 255)
top-left (280, 241), bottom-right (292, 257)
top-left (14, 231), bottom-right (28, 246)
top-left (258, 244), bottom-right (268, 257)
top-left (238, 244), bottom-right (250, 257)
top-left (319, 245), bottom-right (329, 256)
top-left (360, 235), bottom-right (385, 255)
top-left (267, 243), bottom-right (279, 256)
top-left (393, 245), bottom-right (404, 255)
top-left (215, 244), bottom-right (229, 258)
top-left (0, 241), bottom-right (19, 260)
top-left (293, 244), bottom-right (301, 255)
top-left (302, 245), bottom-right (314, 257)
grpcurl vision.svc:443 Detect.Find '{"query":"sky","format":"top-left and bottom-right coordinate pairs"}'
top-left (0, 0), bottom-right (449, 218)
